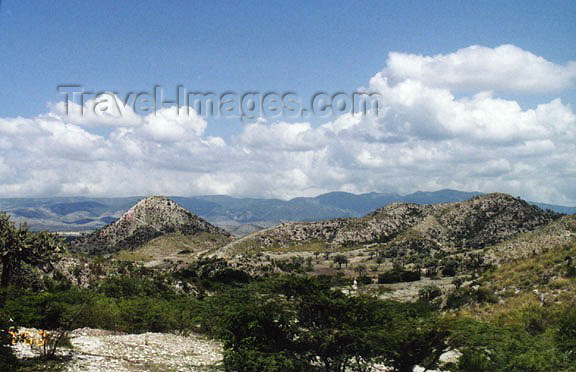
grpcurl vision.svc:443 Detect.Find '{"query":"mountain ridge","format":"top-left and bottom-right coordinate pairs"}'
top-left (215, 193), bottom-right (560, 257)
top-left (0, 190), bottom-right (573, 235)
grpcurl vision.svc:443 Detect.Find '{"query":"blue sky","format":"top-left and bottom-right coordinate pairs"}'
top-left (2, 1), bottom-right (575, 118)
top-left (0, 1), bottom-right (575, 204)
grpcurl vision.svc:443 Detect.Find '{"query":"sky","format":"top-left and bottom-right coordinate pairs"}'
top-left (0, 1), bottom-right (575, 205)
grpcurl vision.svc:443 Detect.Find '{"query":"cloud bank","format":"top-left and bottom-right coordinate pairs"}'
top-left (385, 44), bottom-right (576, 93)
top-left (0, 45), bottom-right (575, 205)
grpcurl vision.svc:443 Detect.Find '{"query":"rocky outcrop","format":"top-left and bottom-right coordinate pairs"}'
top-left (425, 192), bottom-right (559, 249)
top-left (71, 196), bottom-right (230, 254)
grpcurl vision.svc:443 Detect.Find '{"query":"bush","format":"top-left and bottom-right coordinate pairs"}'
top-left (3, 286), bottom-right (202, 334)
top-left (445, 286), bottom-right (498, 309)
top-left (441, 266), bottom-right (457, 277)
top-left (224, 349), bottom-right (307, 372)
top-left (357, 275), bottom-right (373, 285)
top-left (202, 275), bottom-right (450, 372)
top-left (98, 276), bottom-right (161, 298)
top-left (449, 316), bottom-right (574, 372)
top-left (314, 273), bottom-right (351, 287)
top-left (3, 288), bottom-right (92, 330)
top-left (456, 347), bottom-right (494, 371)
top-left (378, 270), bottom-right (421, 284)
top-left (418, 285), bottom-right (442, 303)
top-left (210, 268), bottom-right (251, 285)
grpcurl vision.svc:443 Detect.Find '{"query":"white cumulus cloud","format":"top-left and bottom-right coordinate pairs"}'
top-left (0, 45), bottom-right (575, 205)
top-left (385, 44), bottom-right (576, 93)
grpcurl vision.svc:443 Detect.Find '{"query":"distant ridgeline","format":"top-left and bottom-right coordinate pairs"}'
top-left (0, 190), bottom-right (573, 235)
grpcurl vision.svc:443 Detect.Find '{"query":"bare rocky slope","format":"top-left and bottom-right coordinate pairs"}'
top-left (216, 193), bottom-right (560, 256)
top-left (71, 196), bottom-right (230, 255)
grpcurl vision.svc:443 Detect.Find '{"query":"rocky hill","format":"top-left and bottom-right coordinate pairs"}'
top-left (216, 193), bottom-right (560, 256)
top-left (70, 196), bottom-right (230, 254)
top-left (483, 213), bottom-right (576, 265)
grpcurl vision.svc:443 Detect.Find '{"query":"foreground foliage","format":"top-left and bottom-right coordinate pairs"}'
top-left (4, 268), bottom-right (575, 371)
top-left (0, 207), bottom-right (574, 371)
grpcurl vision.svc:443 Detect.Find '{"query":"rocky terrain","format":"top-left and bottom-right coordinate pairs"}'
top-left (216, 193), bottom-right (560, 257)
top-left (483, 213), bottom-right (576, 264)
top-left (71, 196), bottom-right (230, 255)
top-left (12, 328), bottom-right (223, 371)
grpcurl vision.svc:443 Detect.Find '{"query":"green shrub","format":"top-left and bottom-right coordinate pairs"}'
top-left (3, 288), bottom-right (92, 330)
top-left (357, 275), bottom-right (373, 285)
top-left (418, 285), bottom-right (442, 303)
top-left (378, 270), bottom-right (421, 284)
top-left (456, 347), bottom-right (494, 371)
top-left (201, 275), bottom-right (449, 372)
top-left (210, 268), bottom-right (251, 285)
top-left (97, 276), bottom-right (170, 298)
top-left (224, 349), bottom-right (307, 372)
top-left (445, 286), bottom-right (498, 309)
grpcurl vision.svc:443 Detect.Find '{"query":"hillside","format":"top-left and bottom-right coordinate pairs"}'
top-left (450, 214), bottom-right (576, 316)
top-left (482, 214), bottom-right (576, 265)
top-left (216, 193), bottom-right (560, 257)
top-left (114, 232), bottom-right (232, 266)
top-left (70, 196), bottom-right (230, 255)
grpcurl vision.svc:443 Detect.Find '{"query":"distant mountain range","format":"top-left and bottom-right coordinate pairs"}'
top-left (0, 189), bottom-right (574, 235)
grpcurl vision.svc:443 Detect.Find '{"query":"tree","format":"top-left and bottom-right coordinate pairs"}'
top-left (0, 213), bottom-right (62, 290)
top-left (203, 274), bottom-right (452, 372)
top-left (382, 313), bottom-right (450, 372)
top-left (333, 255), bottom-right (349, 269)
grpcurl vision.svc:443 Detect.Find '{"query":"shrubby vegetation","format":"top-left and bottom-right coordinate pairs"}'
top-left (1, 269), bottom-right (451, 371)
top-left (0, 213), bottom-right (64, 370)
top-left (200, 275), bottom-right (450, 371)
top-left (448, 304), bottom-right (576, 371)
top-left (1, 211), bottom-right (576, 371)
top-left (378, 269), bottom-right (421, 284)
top-left (3, 263), bottom-right (575, 371)
top-left (444, 286), bottom-right (499, 309)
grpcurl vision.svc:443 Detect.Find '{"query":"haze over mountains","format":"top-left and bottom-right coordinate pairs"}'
top-left (1, 189), bottom-right (574, 235)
